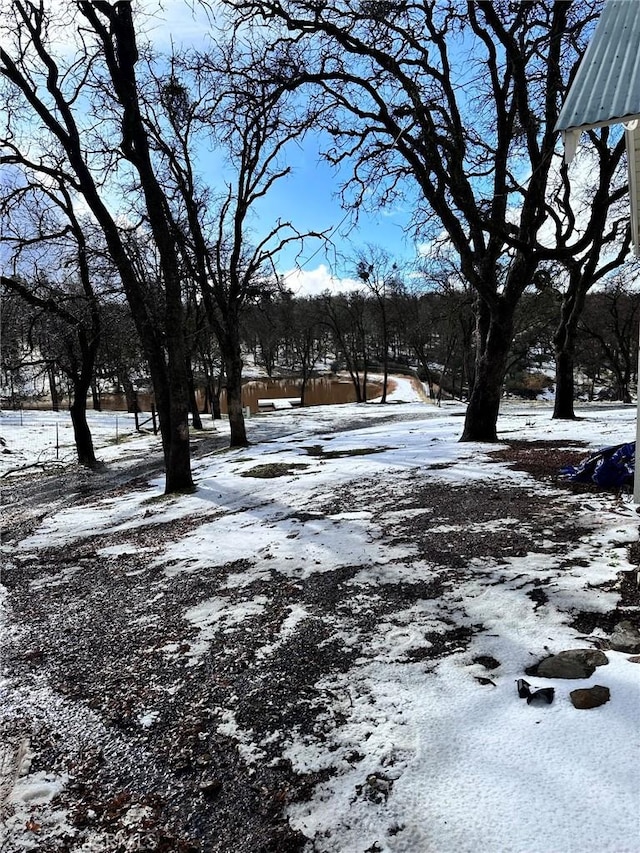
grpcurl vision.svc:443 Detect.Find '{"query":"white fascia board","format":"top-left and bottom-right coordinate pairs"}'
top-left (562, 113), bottom-right (640, 164)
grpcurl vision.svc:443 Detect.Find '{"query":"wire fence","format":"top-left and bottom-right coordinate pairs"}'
top-left (0, 409), bottom-right (145, 475)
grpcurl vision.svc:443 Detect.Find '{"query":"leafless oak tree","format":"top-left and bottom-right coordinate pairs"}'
top-left (1, 0), bottom-right (194, 492)
top-left (221, 0), bottom-right (630, 438)
top-left (1, 171), bottom-right (103, 466)
top-left (147, 46), bottom-right (329, 445)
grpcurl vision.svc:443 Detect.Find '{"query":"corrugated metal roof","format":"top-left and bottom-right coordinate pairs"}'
top-left (555, 0), bottom-right (640, 133)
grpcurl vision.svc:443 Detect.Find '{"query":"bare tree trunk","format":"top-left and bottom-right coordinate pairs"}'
top-left (461, 300), bottom-right (514, 443)
top-left (225, 347), bottom-right (248, 447)
top-left (163, 340), bottom-right (194, 493)
top-left (553, 272), bottom-right (585, 420)
top-left (553, 347), bottom-right (577, 419)
top-left (379, 310), bottom-right (388, 404)
top-left (47, 363), bottom-right (60, 412)
top-left (91, 382), bottom-right (101, 412)
top-left (211, 377), bottom-right (223, 420)
top-left (120, 374), bottom-right (138, 413)
top-left (186, 357), bottom-right (203, 430)
top-left (70, 390), bottom-right (98, 468)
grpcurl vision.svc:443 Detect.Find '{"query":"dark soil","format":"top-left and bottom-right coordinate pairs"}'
top-left (489, 439), bottom-right (589, 484)
top-left (1, 433), bottom-right (638, 852)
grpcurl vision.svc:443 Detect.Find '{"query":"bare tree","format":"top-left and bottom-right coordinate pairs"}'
top-left (0, 289), bottom-right (33, 407)
top-left (222, 0), bottom-right (628, 440)
top-left (1, 1), bottom-right (194, 492)
top-left (146, 48), bottom-right (328, 445)
top-left (322, 291), bottom-right (373, 402)
top-left (279, 293), bottom-right (328, 405)
top-left (1, 171), bottom-right (102, 466)
top-left (354, 247), bottom-right (404, 404)
top-left (98, 299), bottom-right (147, 413)
top-left (579, 275), bottom-right (640, 403)
top-left (548, 135), bottom-right (630, 418)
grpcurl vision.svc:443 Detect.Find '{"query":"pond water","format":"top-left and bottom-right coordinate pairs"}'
top-left (94, 376), bottom-right (383, 413)
top-left (238, 377), bottom-right (383, 413)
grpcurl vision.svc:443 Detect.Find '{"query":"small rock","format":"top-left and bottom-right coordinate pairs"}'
top-left (529, 648), bottom-right (609, 679)
top-left (473, 655), bottom-right (500, 671)
top-left (609, 620), bottom-right (640, 654)
top-left (199, 778), bottom-right (222, 799)
top-left (527, 687), bottom-right (554, 705)
top-left (627, 655), bottom-right (640, 664)
top-left (570, 685), bottom-right (610, 710)
top-left (24, 648), bottom-right (46, 663)
top-left (367, 773), bottom-right (392, 796)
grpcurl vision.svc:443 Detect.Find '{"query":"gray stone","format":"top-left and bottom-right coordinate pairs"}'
top-left (570, 685), bottom-right (611, 709)
top-left (609, 620), bottom-right (640, 654)
top-left (534, 648), bottom-right (609, 679)
top-left (199, 778), bottom-right (222, 799)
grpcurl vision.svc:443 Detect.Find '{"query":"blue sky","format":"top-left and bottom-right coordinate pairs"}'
top-left (250, 135), bottom-right (419, 283)
top-left (1, 1), bottom-right (417, 295)
top-left (10, 3), bottom-right (629, 294)
top-left (142, 0), bottom-right (421, 292)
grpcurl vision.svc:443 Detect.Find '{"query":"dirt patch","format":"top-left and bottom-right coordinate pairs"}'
top-left (241, 463), bottom-right (310, 478)
top-left (304, 445), bottom-right (393, 459)
top-left (489, 440), bottom-right (589, 483)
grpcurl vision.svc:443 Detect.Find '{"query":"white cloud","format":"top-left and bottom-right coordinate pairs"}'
top-left (280, 264), bottom-right (361, 297)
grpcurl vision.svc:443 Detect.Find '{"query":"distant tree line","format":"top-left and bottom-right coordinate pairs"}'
top-left (4, 260), bottom-right (639, 419)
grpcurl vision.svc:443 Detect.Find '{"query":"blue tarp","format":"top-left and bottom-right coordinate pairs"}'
top-left (560, 442), bottom-right (635, 489)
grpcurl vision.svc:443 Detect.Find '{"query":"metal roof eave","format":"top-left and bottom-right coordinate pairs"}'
top-left (562, 114), bottom-right (640, 164)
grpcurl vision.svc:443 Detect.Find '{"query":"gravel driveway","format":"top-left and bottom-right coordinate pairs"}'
top-left (1, 419), bottom-right (637, 852)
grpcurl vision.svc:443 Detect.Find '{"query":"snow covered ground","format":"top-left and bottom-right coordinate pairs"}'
top-left (1, 379), bottom-right (639, 852)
